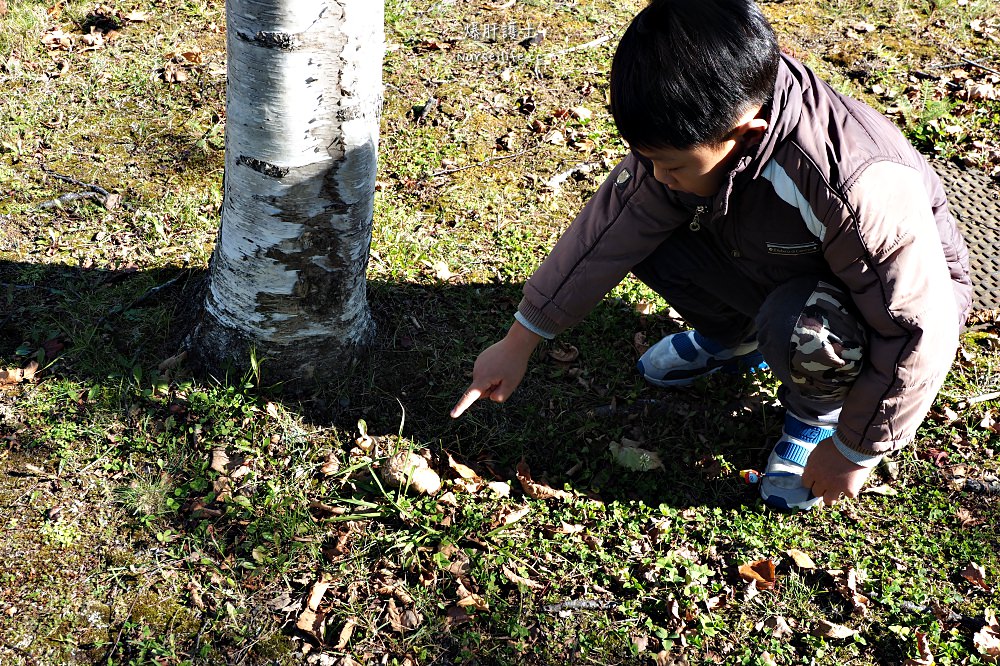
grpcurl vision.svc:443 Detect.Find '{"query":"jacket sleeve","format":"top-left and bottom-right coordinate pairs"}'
top-left (517, 152), bottom-right (689, 338)
top-left (825, 161), bottom-right (960, 456)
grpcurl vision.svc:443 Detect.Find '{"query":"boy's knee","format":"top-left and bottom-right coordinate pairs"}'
top-left (757, 279), bottom-right (868, 399)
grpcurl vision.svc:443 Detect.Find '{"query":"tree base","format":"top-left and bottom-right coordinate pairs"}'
top-left (183, 284), bottom-right (376, 387)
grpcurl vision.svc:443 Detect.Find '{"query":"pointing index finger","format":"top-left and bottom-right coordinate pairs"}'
top-left (450, 387), bottom-right (484, 418)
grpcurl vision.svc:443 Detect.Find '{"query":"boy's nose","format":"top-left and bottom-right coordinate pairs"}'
top-left (653, 167), bottom-right (677, 188)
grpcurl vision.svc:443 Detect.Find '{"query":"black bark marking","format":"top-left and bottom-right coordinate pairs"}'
top-left (238, 156), bottom-right (289, 178)
top-left (235, 30), bottom-right (300, 50)
top-left (259, 141), bottom-right (377, 326)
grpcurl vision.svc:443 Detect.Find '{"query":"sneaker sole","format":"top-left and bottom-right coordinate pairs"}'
top-left (761, 490), bottom-right (822, 512)
top-left (637, 351), bottom-right (769, 388)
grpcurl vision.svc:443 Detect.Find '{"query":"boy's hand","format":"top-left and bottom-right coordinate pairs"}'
top-left (450, 321), bottom-right (542, 418)
top-left (801, 437), bottom-right (873, 506)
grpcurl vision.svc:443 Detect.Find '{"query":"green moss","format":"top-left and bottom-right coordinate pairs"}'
top-left (129, 591), bottom-right (201, 638)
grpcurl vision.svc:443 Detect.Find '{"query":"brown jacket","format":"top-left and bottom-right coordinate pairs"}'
top-left (517, 55), bottom-right (972, 457)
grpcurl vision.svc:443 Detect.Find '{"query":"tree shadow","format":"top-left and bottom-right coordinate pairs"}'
top-left (0, 257), bottom-right (782, 512)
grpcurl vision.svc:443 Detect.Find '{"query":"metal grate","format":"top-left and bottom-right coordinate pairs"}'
top-left (932, 160), bottom-right (1000, 313)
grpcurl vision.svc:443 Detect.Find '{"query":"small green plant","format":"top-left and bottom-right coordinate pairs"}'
top-left (39, 520), bottom-right (82, 548)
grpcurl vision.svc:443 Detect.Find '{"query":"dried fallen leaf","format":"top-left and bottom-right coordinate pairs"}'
top-left (123, 9), bottom-right (152, 21)
top-left (448, 454), bottom-right (478, 480)
top-left (902, 631), bottom-right (935, 666)
top-left (22, 361), bottom-right (39, 381)
top-left (158, 351), bottom-right (187, 371)
top-left (416, 39), bottom-right (453, 51)
top-left (960, 562), bottom-right (991, 591)
top-left (862, 484), bottom-right (898, 496)
top-left (516, 460), bottom-right (572, 500)
top-left (295, 578), bottom-right (330, 640)
top-left (974, 609), bottom-right (1000, 662)
top-left (502, 566), bottom-right (544, 590)
top-left (0, 361), bottom-right (37, 385)
top-left (445, 605), bottom-right (472, 627)
top-left (633, 331), bottom-right (650, 356)
top-left (210, 447), bottom-right (230, 473)
top-left (956, 507), bottom-right (981, 528)
top-left (811, 619), bottom-right (858, 639)
top-left (568, 106), bottom-right (592, 121)
top-left (81, 27), bottom-right (104, 49)
top-left (852, 21), bottom-right (877, 32)
top-left (432, 260), bottom-right (456, 281)
top-left (497, 504), bottom-right (531, 526)
top-left (487, 480), bottom-right (510, 497)
top-left (739, 559), bottom-right (777, 590)
top-left (759, 615), bottom-right (794, 638)
top-left (162, 61), bottom-right (188, 83)
top-left (786, 549), bottom-right (817, 570)
top-left (558, 521), bottom-right (585, 534)
top-left (42, 28), bottom-right (75, 50)
top-left (827, 568), bottom-right (870, 616)
top-left (295, 607), bottom-right (322, 640)
top-left (319, 456), bottom-right (341, 476)
top-left (333, 617), bottom-right (357, 650)
top-left (456, 593), bottom-right (489, 611)
top-left (381, 451), bottom-right (441, 496)
top-left (548, 345), bottom-right (579, 363)
top-left (543, 129), bottom-right (565, 145)
top-left (635, 301), bottom-right (657, 315)
top-left (386, 598), bottom-right (423, 633)
top-left (609, 441), bottom-right (665, 472)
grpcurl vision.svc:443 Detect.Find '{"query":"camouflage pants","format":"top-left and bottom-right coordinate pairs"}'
top-left (633, 228), bottom-right (868, 424)
top-left (756, 279), bottom-right (868, 425)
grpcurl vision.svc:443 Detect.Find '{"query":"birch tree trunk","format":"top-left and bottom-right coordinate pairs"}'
top-left (190, 0), bottom-right (383, 381)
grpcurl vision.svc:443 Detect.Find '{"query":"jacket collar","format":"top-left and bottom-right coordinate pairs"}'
top-left (710, 55), bottom-right (804, 218)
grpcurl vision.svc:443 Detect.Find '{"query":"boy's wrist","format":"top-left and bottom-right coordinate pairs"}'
top-left (514, 310), bottom-right (555, 340)
top-left (832, 433), bottom-right (884, 469)
top-left (505, 319), bottom-right (543, 354)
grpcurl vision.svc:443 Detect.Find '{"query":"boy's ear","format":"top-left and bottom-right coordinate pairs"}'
top-left (733, 117), bottom-right (769, 145)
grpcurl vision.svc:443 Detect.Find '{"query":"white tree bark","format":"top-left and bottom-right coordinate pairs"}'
top-left (191, 0), bottom-right (383, 380)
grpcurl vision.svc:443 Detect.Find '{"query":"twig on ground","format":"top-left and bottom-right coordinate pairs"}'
top-left (430, 149), bottom-right (532, 178)
top-left (963, 477), bottom-right (1000, 495)
top-left (967, 391), bottom-right (1000, 405)
top-left (950, 49), bottom-right (1000, 77)
top-left (543, 598), bottom-right (618, 613)
top-left (542, 35), bottom-right (612, 59)
top-left (103, 589), bottom-right (146, 666)
top-left (109, 271), bottom-right (187, 316)
top-left (38, 164), bottom-right (121, 210)
top-left (546, 162), bottom-right (600, 191)
top-left (958, 56), bottom-right (1000, 78)
top-left (900, 601), bottom-right (987, 632)
top-left (40, 164), bottom-right (111, 197)
top-left (37, 191), bottom-right (102, 210)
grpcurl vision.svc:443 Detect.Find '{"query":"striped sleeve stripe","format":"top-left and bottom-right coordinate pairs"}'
top-left (761, 160), bottom-right (826, 242)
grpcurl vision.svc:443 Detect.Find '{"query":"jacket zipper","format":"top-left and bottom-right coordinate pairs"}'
top-left (689, 205), bottom-right (708, 231)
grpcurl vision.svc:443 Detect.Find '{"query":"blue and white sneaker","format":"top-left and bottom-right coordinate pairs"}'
top-left (760, 413), bottom-right (836, 512)
top-left (637, 330), bottom-right (767, 387)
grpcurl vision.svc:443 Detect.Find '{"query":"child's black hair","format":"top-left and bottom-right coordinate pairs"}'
top-left (610, 0), bottom-right (779, 150)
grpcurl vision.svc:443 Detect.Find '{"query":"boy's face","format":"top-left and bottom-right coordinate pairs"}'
top-left (634, 105), bottom-right (769, 197)
top-left (635, 140), bottom-right (740, 198)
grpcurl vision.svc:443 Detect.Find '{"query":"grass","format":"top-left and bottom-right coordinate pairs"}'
top-left (2, 0), bottom-right (1000, 664)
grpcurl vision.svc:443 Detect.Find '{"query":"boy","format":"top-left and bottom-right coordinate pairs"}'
top-left (450, 0), bottom-right (972, 511)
